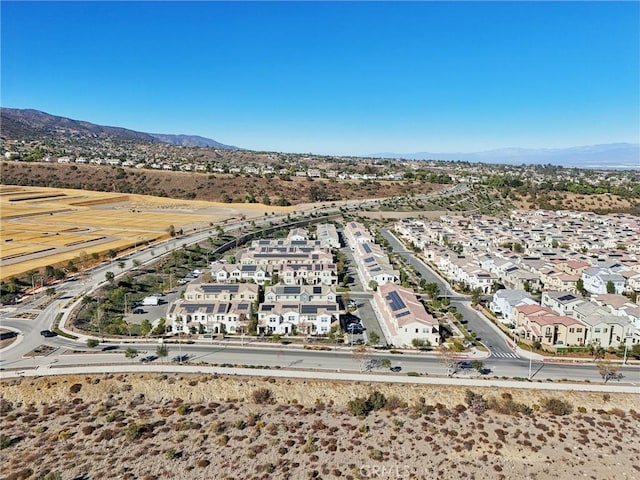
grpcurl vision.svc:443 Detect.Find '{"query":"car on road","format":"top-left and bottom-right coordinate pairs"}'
top-left (40, 330), bottom-right (57, 338)
top-left (140, 355), bottom-right (157, 363)
top-left (390, 366), bottom-right (402, 373)
top-left (457, 361), bottom-right (473, 369)
top-left (132, 307), bottom-right (145, 314)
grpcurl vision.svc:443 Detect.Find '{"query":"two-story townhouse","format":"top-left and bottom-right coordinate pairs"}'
top-left (316, 223), bottom-right (340, 248)
top-left (581, 267), bottom-right (626, 294)
top-left (580, 313), bottom-right (635, 349)
top-left (167, 299), bottom-right (252, 335)
top-left (280, 263), bottom-right (337, 286)
top-left (183, 283), bottom-right (259, 302)
top-left (541, 291), bottom-right (585, 317)
top-left (490, 289), bottom-right (537, 325)
top-left (264, 285), bottom-right (336, 304)
top-left (373, 283), bottom-right (440, 348)
top-left (257, 302), bottom-right (338, 335)
top-left (514, 304), bottom-right (588, 349)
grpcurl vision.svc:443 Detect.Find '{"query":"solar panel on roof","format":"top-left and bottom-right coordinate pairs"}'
top-left (217, 303), bottom-right (227, 314)
top-left (313, 286), bottom-right (322, 294)
top-left (301, 305), bottom-right (318, 314)
top-left (558, 294), bottom-right (576, 302)
top-left (362, 243), bottom-right (372, 253)
top-left (283, 286), bottom-right (299, 295)
top-left (396, 311), bottom-right (410, 318)
top-left (386, 291), bottom-right (406, 312)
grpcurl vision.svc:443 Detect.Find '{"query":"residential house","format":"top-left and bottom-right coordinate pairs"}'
top-left (373, 283), bottom-right (440, 348)
top-left (490, 289), bottom-right (537, 325)
top-left (582, 267), bottom-right (625, 294)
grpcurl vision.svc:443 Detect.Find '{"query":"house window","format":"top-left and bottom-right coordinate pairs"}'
top-left (545, 327), bottom-right (551, 335)
top-left (594, 328), bottom-right (601, 333)
top-left (576, 328), bottom-right (582, 332)
top-left (569, 328), bottom-right (574, 333)
top-left (415, 328), bottom-right (419, 333)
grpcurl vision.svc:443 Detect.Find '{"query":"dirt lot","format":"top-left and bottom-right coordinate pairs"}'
top-left (1, 374), bottom-right (638, 480)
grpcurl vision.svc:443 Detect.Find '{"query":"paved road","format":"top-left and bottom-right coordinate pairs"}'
top-left (3, 340), bottom-right (638, 384)
top-left (380, 228), bottom-right (526, 359)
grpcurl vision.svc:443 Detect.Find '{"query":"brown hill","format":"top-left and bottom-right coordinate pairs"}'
top-left (0, 162), bottom-right (443, 205)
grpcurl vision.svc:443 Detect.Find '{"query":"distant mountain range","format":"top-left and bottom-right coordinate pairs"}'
top-left (370, 144), bottom-right (640, 169)
top-left (0, 108), bottom-right (238, 149)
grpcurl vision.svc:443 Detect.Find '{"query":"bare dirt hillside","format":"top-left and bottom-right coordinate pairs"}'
top-left (1, 374), bottom-right (638, 480)
top-left (1, 162), bottom-right (445, 206)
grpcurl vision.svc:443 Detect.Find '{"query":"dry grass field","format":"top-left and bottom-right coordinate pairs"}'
top-left (1, 374), bottom-right (638, 480)
top-left (0, 186), bottom-right (292, 280)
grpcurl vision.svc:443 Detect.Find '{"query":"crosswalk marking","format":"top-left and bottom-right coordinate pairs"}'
top-left (492, 352), bottom-right (520, 359)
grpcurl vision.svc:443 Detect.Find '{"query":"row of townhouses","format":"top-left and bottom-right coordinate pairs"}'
top-left (170, 225), bottom-right (342, 336)
top-left (396, 211), bottom-right (640, 295)
top-left (211, 226), bottom-right (340, 286)
top-left (491, 289), bottom-right (640, 350)
top-left (342, 221), bottom-right (440, 347)
top-left (169, 223), bottom-right (442, 347)
top-left (343, 221), bottom-right (399, 289)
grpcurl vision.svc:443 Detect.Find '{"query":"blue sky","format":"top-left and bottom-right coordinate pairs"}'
top-left (2, 1), bottom-right (638, 155)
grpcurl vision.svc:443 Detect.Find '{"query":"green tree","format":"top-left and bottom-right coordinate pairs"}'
top-left (105, 271), bottom-right (115, 283)
top-left (471, 288), bottom-right (482, 306)
top-left (86, 339), bottom-right (100, 348)
top-left (140, 319), bottom-right (152, 336)
top-left (471, 360), bottom-right (484, 373)
top-left (606, 280), bottom-right (616, 294)
top-left (125, 347), bottom-right (138, 359)
top-left (168, 225), bottom-right (176, 237)
top-left (156, 344), bottom-right (169, 362)
top-left (151, 318), bottom-right (166, 336)
top-left (368, 331), bottom-right (380, 345)
top-left (424, 282), bottom-right (440, 302)
top-left (380, 358), bottom-right (392, 369)
top-left (576, 278), bottom-right (587, 296)
top-left (368, 280), bottom-right (378, 291)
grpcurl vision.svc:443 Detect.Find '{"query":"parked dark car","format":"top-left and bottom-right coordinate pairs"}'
top-left (457, 361), bottom-right (473, 369)
top-left (132, 308), bottom-right (145, 314)
top-left (40, 330), bottom-right (57, 338)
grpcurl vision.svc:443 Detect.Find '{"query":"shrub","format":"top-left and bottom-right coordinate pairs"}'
top-left (176, 405), bottom-right (191, 415)
top-left (0, 434), bottom-right (12, 449)
top-left (251, 387), bottom-right (274, 405)
top-left (125, 422), bottom-right (151, 441)
top-left (347, 397), bottom-right (370, 418)
top-left (69, 383), bottom-right (82, 394)
top-left (540, 397), bottom-right (573, 416)
top-left (165, 448), bottom-right (180, 459)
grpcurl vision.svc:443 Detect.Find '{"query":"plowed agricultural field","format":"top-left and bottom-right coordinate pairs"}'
top-left (0, 185), bottom-right (292, 280)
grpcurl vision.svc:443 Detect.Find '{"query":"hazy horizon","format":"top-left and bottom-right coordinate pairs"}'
top-left (2, 2), bottom-right (638, 156)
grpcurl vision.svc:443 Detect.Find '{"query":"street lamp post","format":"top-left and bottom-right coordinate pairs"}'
top-left (528, 343), bottom-right (533, 380)
top-left (622, 334), bottom-right (632, 365)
